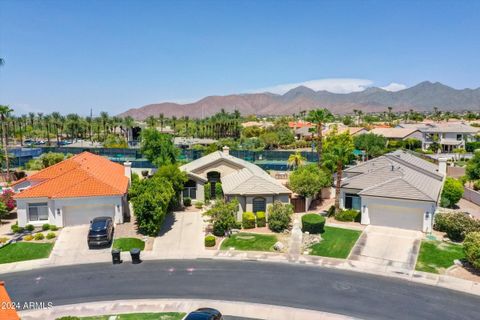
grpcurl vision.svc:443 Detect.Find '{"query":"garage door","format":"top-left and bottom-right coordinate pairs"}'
top-left (63, 204), bottom-right (115, 226)
top-left (368, 204), bottom-right (424, 231)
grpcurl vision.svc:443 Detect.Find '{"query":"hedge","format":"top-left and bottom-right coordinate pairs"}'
top-left (466, 142), bottom-right (480, 152)
top-left (204, 234), bottom-right (216, 247)
top-left (301, 214), bottom-right (325, 234)
top-left (464, 231), bottom-right (480, 269)
top-left (256, 211), bottom-right (266, 227)
top-left (242, 211), bottom-right (256, 229)
top-left (434, 212), bottom-right (480, 241)
top-left (335, 209), bottom-right (360, 222)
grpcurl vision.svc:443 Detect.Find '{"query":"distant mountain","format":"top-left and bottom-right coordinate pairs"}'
top-left (118, 81), bottom-right (480, 120)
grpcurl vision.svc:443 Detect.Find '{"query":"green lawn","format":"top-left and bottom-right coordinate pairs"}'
top-left (112, 238), bottom-right (145, 251)
top-left (415, 240), bottom-right (465, 274)
top-left (309, 226), bottom-right (361, 259)
top-left (79, 312), bottom-right (185, 320)
top-left (0, 242), bottom-right (54, 264)
top-left (221, 233), bottom-right (277, 252)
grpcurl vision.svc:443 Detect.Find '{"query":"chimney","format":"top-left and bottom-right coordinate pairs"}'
top-left (438, 158), bottom-right (447, 175)
top-left (222, 146), bottom-right (230, 156)
top-left (124, 161), bottom-right (132, 183)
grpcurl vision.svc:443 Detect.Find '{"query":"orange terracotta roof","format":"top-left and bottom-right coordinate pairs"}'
top-left (13, 152), bottom-right (128, 199)
top-left (288, 121), bottom-right (313, 128)
top-left (0, 281), bottom-right (20, 320)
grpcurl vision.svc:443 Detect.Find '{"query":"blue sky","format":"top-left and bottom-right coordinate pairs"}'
top-left (1, 0), bottom-right (479, 115)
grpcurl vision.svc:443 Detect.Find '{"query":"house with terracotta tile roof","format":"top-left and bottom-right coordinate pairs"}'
top-left (12, 152), bottom-right (131, 227)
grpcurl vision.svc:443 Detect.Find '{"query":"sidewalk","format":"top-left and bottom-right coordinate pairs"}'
top-left (19, 298), bottom-right (355, 320)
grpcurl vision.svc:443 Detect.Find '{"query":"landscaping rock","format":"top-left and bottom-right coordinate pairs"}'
top-left (273, 241), bottom-right (285, 251)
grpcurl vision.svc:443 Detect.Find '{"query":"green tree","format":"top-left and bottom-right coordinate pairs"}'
top-left (140, 129), bottom-right (179, 167)
top-left (323, 131), bottom-right (355, 212)
top-left (287, 151), bottom-right (306, 169)
top-left (440, 177), bottom-right (464, 208)
top-left (353, 133), bottom-right (387, 159)
top-left (267, 201), bottom-right (294, 232)
top-left (466, 150), bottom-right (480, 182)
top-left (103, 134), bottom-right (128, 148)
top-left (464, 231), bottom-right (480, 270)
top-left (259, 131), bottom-right (279, 149)
top-left (155, 164), bottom-right (187, 210)
top-left (0, 105), bottom-right (13, 181)
top-left (203, 199), bottom-right (239, 236)
top-left (288, 164), bottom-right (331, 197)
top-left (306, 108), bottom-right (334, 167)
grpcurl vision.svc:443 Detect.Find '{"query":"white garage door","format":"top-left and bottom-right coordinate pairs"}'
top-left (369, 204), bottom-right (424, 231)
top-left (63, 204), bottom-right (115, 226)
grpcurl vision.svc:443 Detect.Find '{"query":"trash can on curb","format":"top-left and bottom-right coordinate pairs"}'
top-left (130, 248), bottom-right (141, 264)
top-left (111, 249), bottom-right (122, 264)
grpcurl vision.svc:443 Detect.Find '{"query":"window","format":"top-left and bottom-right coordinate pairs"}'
top-left (344, 194), bottom-right (361, 211)
top-left (252, 197), bottom-right (266, 213)
top-left (457, 134), bottom-right (462, 141)
top-left (183, 180), bottom-right (197, 199)
top-left (28, 203), bottom-right (49, 222)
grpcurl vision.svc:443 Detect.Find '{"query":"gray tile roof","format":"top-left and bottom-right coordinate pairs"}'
top-left (180, 151), bottom-right (291, 196)
top-left (342, 150), bottom-right (444, 202)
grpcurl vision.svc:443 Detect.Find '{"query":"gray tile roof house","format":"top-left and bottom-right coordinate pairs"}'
top-left (340, 150), bottom-right (446, 232)
top-left (180, 147), bottom-right (291, 218)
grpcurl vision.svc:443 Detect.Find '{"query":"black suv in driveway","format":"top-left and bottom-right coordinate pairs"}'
top-left (87, 217), bottom-right (114, 248)
top-left (184, 308), bottom-right (223, 320)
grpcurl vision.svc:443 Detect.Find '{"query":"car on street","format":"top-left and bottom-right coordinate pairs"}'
top-left (87, 217), bottom-right (114, 248)
top-left (183, 308), bottom-right (223, 320)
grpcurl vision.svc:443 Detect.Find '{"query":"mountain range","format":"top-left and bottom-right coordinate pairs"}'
top-left (118, 81), bottom-right (480, 120)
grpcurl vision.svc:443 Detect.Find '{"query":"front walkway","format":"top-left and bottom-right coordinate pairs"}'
top-left (348, 225), bottom-right (422, 270)
top-left (152, 210), bottom-right (205, 259)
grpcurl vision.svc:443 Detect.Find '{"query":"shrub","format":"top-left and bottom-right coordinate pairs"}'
top-left (141, 170), bottom-right (149, 177)
top-left (204, 182), bottom-right (211, 201)
top-left (434, 212), bottom-right (480, 241)
top-left (464, 231), bottom-right (480, 269)
top-left (46, 232), bottom-right (56, 240)
top-left (215, 182), bottom-right (223, 199)
top-left (302, 214), bottom-right (326, 234)
top-left (267, 201), bottom-right (293, 232)
top-left (0, 237), bottom-right (8, 244)
top-left (440, 177), bottom-right (464, 208)
top-left (23, 235), bottom-right (33, 241)
top-left (194, 201), bottom-right (204, 209)
top-left (25, 224), bottom-right (35, 232)
top-left (34, 233), bottom-right (45, 240)
top-left (213, 221), bottom-right (226, 236)
top-left (183, 197), bottom-right (192, 207)
top-left (335, 209), bottom-right (360, 222)
top-left (474, 180), bottom-right (480, 191)
top-left (327, 205), bottom-right (336, 217)
top-left (42, 223), bottom-right (50, 231)
top-left (11, 223), bottom-right (19, 233)
top-left (204, 234), bottom-right (216, 247)
top-left (256, 211), bottom-right (266, 227)
top-left (49, 225), bottom-right (59, 231)
top-left (242, 212), bottom-right (256, 229)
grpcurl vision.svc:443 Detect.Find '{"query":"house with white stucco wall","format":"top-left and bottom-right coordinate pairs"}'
top-left (339, 150), bottom-right (446, 232)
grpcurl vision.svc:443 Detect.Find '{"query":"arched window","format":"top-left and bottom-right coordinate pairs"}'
top-left (252, 197), bottom-right (266, 213)
top-left (207, 171), bottom-right (221, 199)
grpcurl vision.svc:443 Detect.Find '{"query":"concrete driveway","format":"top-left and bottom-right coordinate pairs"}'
top-left (349, 225), bottom-right (422, 270)
top-left (152, 211), bottom-right (205, 258)
top-left (50, 225), bottom-right (111, 265)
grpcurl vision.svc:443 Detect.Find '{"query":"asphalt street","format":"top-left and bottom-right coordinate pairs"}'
top-left (1, 259), bottom-right (479, 320)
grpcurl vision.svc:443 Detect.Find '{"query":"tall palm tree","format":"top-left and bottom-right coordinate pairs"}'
top-left (0, 105), bottom-right (13, 182)
top-left (44, 114), bottom-right (52, 145)
top-left (100, 112), bottom-right (110, 140)
top-left (122, 116), bottom-right (134, 142)
top-left (51, 112), bottom-right (62, 146)
top-left (306, 108), bottom-right (334, 167)
top-left (287, 151), bottom-right (306, 169)
top-left (146, 115), bottom-right (157, 128)
top-left (158, 113), bottom-right (165, 132)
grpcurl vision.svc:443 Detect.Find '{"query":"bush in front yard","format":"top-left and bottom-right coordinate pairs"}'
top-left (212, 222), bottom-right (225, 236)
top-left (242, 212), bottom-right (256, 229)
top-left (327, 205), bottom-right (336, 217)
top-left (23, 235), bottom-right (33, 241)
top-left (302, 214), bottom-right (325, 234)
top-left (464, 231), bottom-right (480, 269)
top-left (183, 197), bottom-right (192, 207)
top-left (434, 212), bottom-right (480, 241)
top-left (0, 237), bottom-right (8, 244)
top-left (440, 177), bottom-right (464, 208)
top-left (335, 209), bottom-right (360, 222)
top-left (256, 211), bottom-right (266, 227)
top-left (194, 201), bottom-right (204, 209)
top-left (205, 234), bottom-right (216, 247)
top-left (46, 232), bottom-right (56, 240)
top-left (42, 223), bottom-right (50, 231)
top-left (267, 201), bottom-right (293, 232)
top-left (25, 224), bottom-right (35, 232)
top-left (49, 225), bottom-right (58, 231)
top-left (34, 233), bottom-right (45, 240)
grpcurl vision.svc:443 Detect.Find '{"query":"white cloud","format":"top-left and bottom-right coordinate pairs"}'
top-left (380, 82), bottom-right (408, 92)
top-left (253, 78), bottom-right (374, 95)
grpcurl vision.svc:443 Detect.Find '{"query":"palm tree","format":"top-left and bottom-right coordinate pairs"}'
top-left (158, 113), bottom-right (165, 132)
top-left (306, 108), bottom-right (334, 167)
top-left (323, 131), bottom-right (355, 212)
top-left (100, 112), bottom-right (110, 140)
top-left (44, 114), bottom-right (52, 145)
top-left (287, 151), bottom-right (306, 169)
top-left (146, 115), bottom-right (157, 128)
top-left (0, 105), bottom-right (13, 182)
top-left (122, 116), bottom-right (135, 142)
top-left (51, 112), bottom-right (62, 146)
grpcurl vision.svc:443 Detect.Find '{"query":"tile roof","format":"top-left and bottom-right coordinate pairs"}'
top-left (370, 127), bottom-right (420, 139)
top-left (342, 150), bottom-right (444, 202)
top-left (13, 152), bottom-right (128, 199)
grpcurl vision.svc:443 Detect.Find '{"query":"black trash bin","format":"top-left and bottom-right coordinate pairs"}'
top-left (111, 248), bottom-right (122, 264)
top-left (130, 248), bottom-right (142, 264)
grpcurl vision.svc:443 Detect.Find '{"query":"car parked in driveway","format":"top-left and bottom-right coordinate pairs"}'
top-left (184, 308), bottom-right (223, 320)
top-left (87, 217), bottom-right (114, 248)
